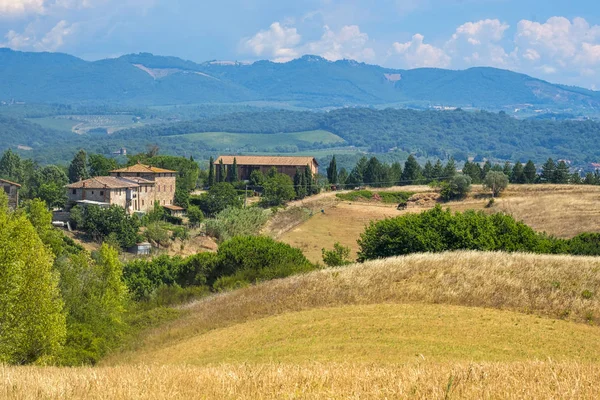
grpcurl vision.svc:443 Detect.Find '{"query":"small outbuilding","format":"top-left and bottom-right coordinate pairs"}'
top-left (0, 178), bottom-right (21, 209)
top-left (163, 204), bottom-right (186, 217)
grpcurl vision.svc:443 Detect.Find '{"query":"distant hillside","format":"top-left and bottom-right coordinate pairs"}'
top-left (1, 49), bottom-right (599, 112)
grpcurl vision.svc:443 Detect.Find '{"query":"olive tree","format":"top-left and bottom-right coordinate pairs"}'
top-left (483, 171), bottom-right (509, 197)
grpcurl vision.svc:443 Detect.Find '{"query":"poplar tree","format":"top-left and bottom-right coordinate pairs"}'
top-left (231, 157), bottom-right (239, 183)
top-left (218, 159), bottom-right (226, 183)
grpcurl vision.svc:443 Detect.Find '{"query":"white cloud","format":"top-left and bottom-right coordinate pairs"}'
top-left (242, 22), bottom-right (302, 62)
top-left (445, 19), bottom-right (512, 67)
top-left (0, 0), bottom-right (45, 17)
top-left (306, 25), bottom-right (375, 62)
top-left (3, 20), bottom-right (77, 51)
top-left (243, 22), bottom-right (375, 63)
top-left (390, 33), bottom-right (450, 68)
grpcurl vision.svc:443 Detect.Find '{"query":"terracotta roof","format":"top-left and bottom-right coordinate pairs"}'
top-left (0, 178), bottom-right (21, 187)
top-left (163, 205), bottom-right (185, 211)
top-left (111, 163), bottom-right (176, 174)
top-left (121, 177), bottom-right (155, 185)
top-left (216, 155), bottom-right (319, 167)
top-left (66, 176), bottom-right (140, 189)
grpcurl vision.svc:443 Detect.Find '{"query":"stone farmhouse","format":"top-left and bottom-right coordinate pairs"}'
top-left (215, 156), bottom-right (319, 182)
top-left (66, 163), bottom-right (177, 214)
top-left (1, 178), bottom-right (21, 209)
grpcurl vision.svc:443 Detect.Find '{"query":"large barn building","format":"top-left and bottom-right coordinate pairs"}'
top-left (66, 163), bottom-right (177, 214)
top-left (215, 156), bottom-right (318, 182)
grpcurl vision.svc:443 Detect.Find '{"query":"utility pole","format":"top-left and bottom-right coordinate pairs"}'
top-left (244, 184), bottom-right (248, 208)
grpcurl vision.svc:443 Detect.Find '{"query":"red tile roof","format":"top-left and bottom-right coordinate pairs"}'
top-left (0, 178), bottom-right (21, 187)
top-left (216, 155), bottom-right (318, 167)
top-left (111, 163), bottom-right (176, 174)
top-left (66, 177), bottom-right (141, 189)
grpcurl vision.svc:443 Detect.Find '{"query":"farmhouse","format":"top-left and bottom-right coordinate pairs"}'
top-left (0, 178), bottom-right (21, 209)
top-left (66, 162), bottom-right (177, 214)
top-left (215, 155), bottom-right (319, 181)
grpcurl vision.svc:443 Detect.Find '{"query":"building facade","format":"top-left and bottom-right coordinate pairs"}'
top-left (66, 163), bottom-right (177, 214)
top-left (0, 178), bottom-right (21, 209)
top-left (215, 156), bottom-right (319, 182)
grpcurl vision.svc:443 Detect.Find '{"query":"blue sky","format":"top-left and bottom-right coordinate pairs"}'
top-left (1, 0), bottom-right (599, 88)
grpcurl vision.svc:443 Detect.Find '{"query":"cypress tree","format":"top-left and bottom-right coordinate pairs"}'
top-left (207, 157), bottom-right (215, 187)
top-left (304, 166), bottom-right (314, 195)
top-left (294, 168), bottom-right (306, 199)
top-left (68, 149), bottom-right (89, 183)
top-left (218, 159), bottom-right (226, 183)
top-left (231, 157), bottom-right (239, 183)
top-left (523, 160), bottom-right (537, 183)
top-left (327, 156), bottom-right (338, 185)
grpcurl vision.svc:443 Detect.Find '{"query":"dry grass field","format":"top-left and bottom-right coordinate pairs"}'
top-left (3, 362), bottom-right (600, 399)
top-left (5, 251), bottom-right (600, 399)
top-left (280, 184), bottom-right (600, 262)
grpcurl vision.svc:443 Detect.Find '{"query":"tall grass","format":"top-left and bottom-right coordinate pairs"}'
top-left (107, 251), bottom-right (600, 364)
top-left (205, 207), bottom-right (270, 243)
top-left (3, 362), bottom-right (600, 399)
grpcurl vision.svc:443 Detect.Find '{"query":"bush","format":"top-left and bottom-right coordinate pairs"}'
top-left (211, 236), bottom-right (314, 288)
top-left (145, 222), bottom-right (170, 248)
top-left (123, 255), bottom-right (183, 301)
top-left (568, 233), bottom-right (600, 256)
top-left (205, 206), bottom-right (270, 243)
top-left (322, 242), bottom-right (353, 267)
top-left (336, 190), bottom-right (413, 204)
top-left (260, 173), bottom-right (296, 207)
top-left (357, 205), bottom-right (542, 261)
top-left (79, 205), bottom-right (140, 249)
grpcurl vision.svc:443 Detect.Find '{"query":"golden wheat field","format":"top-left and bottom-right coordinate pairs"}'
top-left (5, 251), bottom-right (600, 398)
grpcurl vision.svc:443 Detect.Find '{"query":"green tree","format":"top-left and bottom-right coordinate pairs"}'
top-left (389, 162), bottom-right (402, 186)
top-left (442, 158), bottom-right (457, 181)
top-left (294, 168), bottom-right (307, 199)
top-left (570, 172), bottom-right (582, 184)
top-left (261, 173), bottom-right (296, 207)
top-left (187, 205), bottom-right (204, 227)
top-left (422, 160), bottom-right (434, 183)
top-left (304, 166), bottom-right (316, 195)
top-left (145, 222), bottom-right (170, 248)
top-left (230, 157), bottom-right (239, 183)
top-left (540, 158), bottom-right (556, 183)
top-left (482, 161), bottom-right (492, 181)
top-left (218, 159), bottom-right (226, 183)
top-left (364, 157), bottom-right (385, 187)
top-left (68, 150), bottom-right (89, 183)
top-left (554, 161), bottom-right (570, 184)
top-left (81, 205), bottom-right (140, 248)
top-left (484, 171), bottom-right (509, 197)
top-left (207, 157), bottom-right (215, 188)
top-left (249, 170), bottom-right (265, 188)
top-left (523, 160), bottom-right (537, 183)
top-left (431, 160), bottom-right (444, 181)
top-left (511, 161), bottom-right (525, 184)
top-left (503, 162), bottom-right (512, 180)
top-left (0, 199), bottom-right (66, 364)
top-left (0, 149), bottom-right (23, 182)
top-left (401, 155), bottom-right (422, 185)
top-left (326, 156), bottom-right (338, 184)
top-left (88, 154), bottom-right (118, 177)
top-left (440, 174), bottom-right (472, 201)
top-left (193, 182), bottom-right (242, 216)
top-left (338, 168), bottom-right (348, 189)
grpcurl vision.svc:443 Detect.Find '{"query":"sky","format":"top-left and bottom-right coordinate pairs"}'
top-left (1, 0), bottom-right (600, 88)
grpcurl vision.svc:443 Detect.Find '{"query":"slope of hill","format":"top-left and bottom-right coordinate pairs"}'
top-left (1, 48), bottom-right (599, 111)
top-left (106, 251), bottom-right (600, 365)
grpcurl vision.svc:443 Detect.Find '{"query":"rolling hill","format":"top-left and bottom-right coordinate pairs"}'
top-left (1, 48), bottom-right (599, 112)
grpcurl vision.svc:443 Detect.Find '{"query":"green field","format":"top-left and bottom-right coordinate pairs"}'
top-left (28, 115), bottom-right (148, 134)
top-left (27, 117), bottom-right (80, 132)
top-left (172, 130), bottom-right (345, 150)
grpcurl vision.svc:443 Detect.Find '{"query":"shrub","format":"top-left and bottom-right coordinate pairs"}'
top-left (205, 207), bottom-right (270, 243)
top-left (322, 242), bottom-right (353, 267)
top-left (123, 255), bottom-right (183, 301)
top-left (259, 173), bottom-right (296, 207)
top-left (80, 205), bottom-right (140, 249)
top-left (357, 205), bottom-right (542, 261)
top-left (211, 236), bottom-right (314, 288)
top-left (568, 233), bottom-right (600, 256)
top-left (336, 191), bottom-right (413, 204)
top-left (145, 222), bottom-right (170, 248)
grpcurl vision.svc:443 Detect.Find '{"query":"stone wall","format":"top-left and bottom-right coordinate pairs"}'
top-left (1, 183), bottom-right (19, 209)
top-left (153, 176), bottom-right (176, 206)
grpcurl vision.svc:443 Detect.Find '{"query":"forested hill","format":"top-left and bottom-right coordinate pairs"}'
top-left (1, 49), bottom-right (600, 111)
top-left (115, 108), bottom-right (600, 163)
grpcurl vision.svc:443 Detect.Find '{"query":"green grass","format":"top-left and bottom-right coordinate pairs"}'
top-left (135, 303), bottom-right (600, 365)
top-left (336, 190), bottom-right (414, 204)
top-left (27, 117), bottom-right (79, 132)
top-left (170, 130), bottom-right (345, 150)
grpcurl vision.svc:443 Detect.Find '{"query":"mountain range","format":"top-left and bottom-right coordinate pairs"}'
top-left (1, 48), bottom-right (599, 112)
